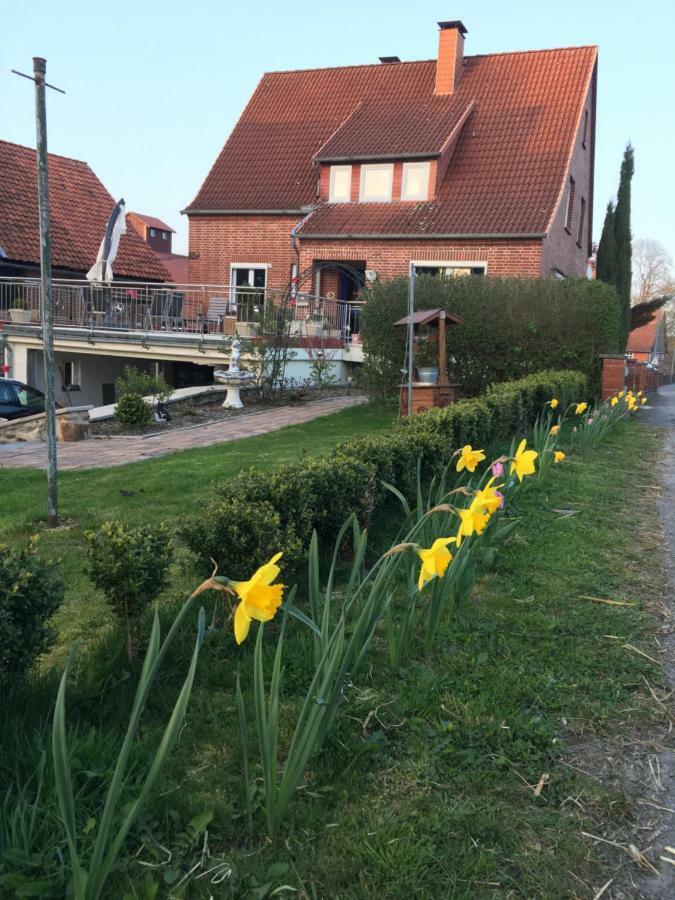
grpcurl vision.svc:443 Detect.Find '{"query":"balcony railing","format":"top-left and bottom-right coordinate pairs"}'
top-left (0, 278), bottom-right (363, 347)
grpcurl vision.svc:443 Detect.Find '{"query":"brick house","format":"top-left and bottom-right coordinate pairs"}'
top-left (185, 20), bottom-right (598, 301)
top-left (626, 313), bottom-right (667, 365)
top-left (127, 211), bottom-right (189, 283)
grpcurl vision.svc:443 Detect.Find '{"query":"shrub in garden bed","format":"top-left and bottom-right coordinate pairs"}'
top-left (185, 370), bottom-right (587, 578)
top-left (85, 521), bottom-right (174, 663)
top-left (0, 543), bottom-right (64, 680)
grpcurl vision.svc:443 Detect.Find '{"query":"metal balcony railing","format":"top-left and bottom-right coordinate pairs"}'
top-left (0, 278), bottom-right (364, 346)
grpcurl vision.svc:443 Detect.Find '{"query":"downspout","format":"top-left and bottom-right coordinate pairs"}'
top-left (290, 208), bottom-right (315, 297)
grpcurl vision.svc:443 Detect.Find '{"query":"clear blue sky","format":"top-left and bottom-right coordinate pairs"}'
top-left (3, 0), bottom-right (674, 260)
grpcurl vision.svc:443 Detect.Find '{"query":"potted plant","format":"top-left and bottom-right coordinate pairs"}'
top-left (8, 296), bottom-right (32, 325)
top-left (415, 333), bottom-right (439, 383)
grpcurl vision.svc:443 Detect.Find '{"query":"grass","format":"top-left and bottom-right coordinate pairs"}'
top-left (0, 401), bottom-right (396, 655)
top-left (0, 417), bottom-right (668, 898)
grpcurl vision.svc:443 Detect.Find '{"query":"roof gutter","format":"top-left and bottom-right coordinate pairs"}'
top-left (181, 208), bottom-right (310, 216)
top-left (315, 151), bottom-right (441, 163)
top-left (298, 231), bottom-right (546, 240)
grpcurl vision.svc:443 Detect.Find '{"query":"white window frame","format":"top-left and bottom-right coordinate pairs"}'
top-left (328, 165), bottom-right (352, 203)
top-left (401, 161), bottom-right (430, 201)
top-left (229, 263), bottom-right (269, 288)
top-left (411, 260), bottom-right (488, 276)
top-left (63, 359), bottom-right (82, 388)
top-left (150, 228), bottom-right (156, 237)
top-left (161, 231), bottom-right (168, 240)
top-left (359, 163), bottom-right (394, 202)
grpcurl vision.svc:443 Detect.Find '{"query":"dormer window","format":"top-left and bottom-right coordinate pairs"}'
top-left (329, 165), bottom-right (352, 202)
top-left (360, 163), bottom-right (393, 202)
top-left (401, 161), bottom-right (430, 201)
top-left (150, 228), bottom-right (156, 237)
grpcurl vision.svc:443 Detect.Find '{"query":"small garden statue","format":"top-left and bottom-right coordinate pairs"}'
top-left (214, 337), bottom-right (255, 409)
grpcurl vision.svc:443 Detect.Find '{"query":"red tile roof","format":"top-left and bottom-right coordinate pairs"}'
top-left (627, 317), bottom-right (661, 354)
top-left (186, 46), bottom-right (597, 237)
top-left (127, 211), bottom-right (176, 233)
top-left (0, 141), bottom-right (169, 280)
top-left (314, 96), bottom-right (474, 161)
top-left (156, 252), bottom-right (189, 283)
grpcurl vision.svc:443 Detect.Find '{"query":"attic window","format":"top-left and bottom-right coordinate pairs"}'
top-left (401, 162), bottom-right (430, 201)
top-left (161, 231), bottom-right (168, 240)
top-left (150, 228), bottom-right (156, 237)
top-left (329, 165), bottom-right (351, 203)
top-left (360, 163), bottom-right (393, 202)
top-left (564, 177), bottom-right (575, 232)
top-left (582, 109), bottom-right (589, 148)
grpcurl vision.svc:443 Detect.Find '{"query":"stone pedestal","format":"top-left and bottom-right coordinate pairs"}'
top-left (222, 384), bottom-right (245, 409)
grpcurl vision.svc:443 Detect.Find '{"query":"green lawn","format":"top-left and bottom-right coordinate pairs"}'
top-left (0, 417), bottom-right (668, 898)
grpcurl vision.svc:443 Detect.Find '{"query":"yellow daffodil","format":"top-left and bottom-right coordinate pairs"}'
top-left (575, 402), bottom-right (588, 415)
top-left (550, 424), bottom-right (560, 435)
top-left (456, 500), bottom-right (491, 543)
top-left (416, 537), bottom-right (456, 590)
top-left (610, 396), bottom-right (619, 407)
top-left (456, 444), bottom-right (486, 474)
top-left (510, 438), bottom-right (538, 482)
top-left (618, 390), bottom-right (625, 399)
top-left (473, 476), bottom-right (504, 515)
top-left (641, 396), bottom-right (647, 404)
top-left (554, 451), bottom-right (566, 463)
top-left (637, 390), bottom-right (644, 398)
top-left (231, 553), bottom-right (284, 644)
top-left (548, 398), bottom-right (559, 409)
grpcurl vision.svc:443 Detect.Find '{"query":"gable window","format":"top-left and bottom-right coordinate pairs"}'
top-left (582, 109), bottom-right (589, 148)
top-left (329, 165), bottom-right (352, 203)
top-left (401, 162), bottom-right (430, 201)
top-left (577, 197), bottom-right (586, 246)
top-left (161, 231), bottom-right (168, 240)
top-left (564, 177), bottom-right (576, 232)
top-left (360, 163), bottom-right (394, 202)
top-left (150, 228), bottom-right (156, 237)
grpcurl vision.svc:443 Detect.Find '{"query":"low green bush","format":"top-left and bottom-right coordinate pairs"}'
top-left (115, 365), bottom-right (171, 403)
top-left (85, 521), bottom-right (174, 662)
top-left (0, 543), bottom-right (64, 679)
top-left (187, 370), bottom-right (586, 576)
top-left (114, 393), bottom-right (152, 428)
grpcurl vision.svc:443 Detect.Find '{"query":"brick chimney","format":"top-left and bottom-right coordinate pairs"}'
top-left (434, 20), bottom-right (467, 94)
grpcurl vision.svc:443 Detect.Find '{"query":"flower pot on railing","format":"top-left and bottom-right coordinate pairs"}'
top-left (9, 307), bottom-right (33, 324)
top-left (417, 366), bottom-right (439, 384)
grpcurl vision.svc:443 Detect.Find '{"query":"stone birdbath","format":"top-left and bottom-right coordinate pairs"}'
top-left (214, 338), bottom-right (255, 409)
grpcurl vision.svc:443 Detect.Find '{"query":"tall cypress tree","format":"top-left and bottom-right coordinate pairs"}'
top-left (614, 144), bottom-right (634, 346)
top-left (596, 200), bottom-right (617, 285)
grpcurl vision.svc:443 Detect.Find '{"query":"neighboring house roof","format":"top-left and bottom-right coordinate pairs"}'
top-left (0, 140), bottom-right (169, 280)
top-left (127, 211), bottom-right (176, 233)
top-left (627, 315), bottom-right (666, 355)
top-left (187, 45), bottom-right (597, 237)
top-left (156, 252), bottom-right (189, 283)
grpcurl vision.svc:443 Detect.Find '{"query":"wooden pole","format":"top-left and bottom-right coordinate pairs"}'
top-left (33, 57), bottom-right (58, 527)
top-left (438, 310), bottom-right (448, 388)
top-left (406, 263), bottom-right (415, 415)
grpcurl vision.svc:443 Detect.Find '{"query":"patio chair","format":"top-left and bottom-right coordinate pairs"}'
top-left (146, 289), bottom-right (172, 331)
top-left (165, 292), bottom-right (186, 331)
top-left (199, 297), bottom-right (230, 333)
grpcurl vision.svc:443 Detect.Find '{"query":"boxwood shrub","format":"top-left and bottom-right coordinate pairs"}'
top-left (184, 369), bottom-right (587, 577)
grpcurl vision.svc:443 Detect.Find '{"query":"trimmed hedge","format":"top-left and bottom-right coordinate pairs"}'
top-left (183, 369), bottom-right (587, 578)
top-left (360, 275), bottom-right (622, 397)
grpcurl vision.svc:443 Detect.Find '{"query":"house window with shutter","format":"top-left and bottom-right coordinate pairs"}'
top-left (577, 197), bottom-right (586, 246)
top-left (564, 177), bottom-right (576, 232)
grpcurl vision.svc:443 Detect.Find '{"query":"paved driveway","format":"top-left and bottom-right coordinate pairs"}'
top-left (0, 394), bottom-right (367, 470)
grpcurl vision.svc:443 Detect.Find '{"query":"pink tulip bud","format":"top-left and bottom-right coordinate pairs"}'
top-left (491, 461), bottom-right (504, 477)
top-left (587, 417), bottom-right (594, 425)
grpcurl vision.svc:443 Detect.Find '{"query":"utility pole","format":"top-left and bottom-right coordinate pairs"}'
top-left (12, 59), bottom-right (64, 526)
top-left (406, 262), bottom-right (416, 416)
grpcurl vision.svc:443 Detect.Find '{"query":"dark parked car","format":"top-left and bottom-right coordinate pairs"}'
top-left (0, 379), bottom-right (46, 421)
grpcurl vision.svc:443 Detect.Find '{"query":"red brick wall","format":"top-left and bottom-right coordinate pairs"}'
top-left (541, 65), bottom-right (597, 277)
top-left (298, 237), bottom-right (542, 280)
top-left (187, 214), bottom-right (301, 289)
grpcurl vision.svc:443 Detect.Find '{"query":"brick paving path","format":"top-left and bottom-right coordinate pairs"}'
top-left (0, 395), bottom-right (367, 471)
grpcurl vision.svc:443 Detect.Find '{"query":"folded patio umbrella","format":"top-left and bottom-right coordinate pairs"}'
top-left (86, 198), bottom-right (126, 282)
